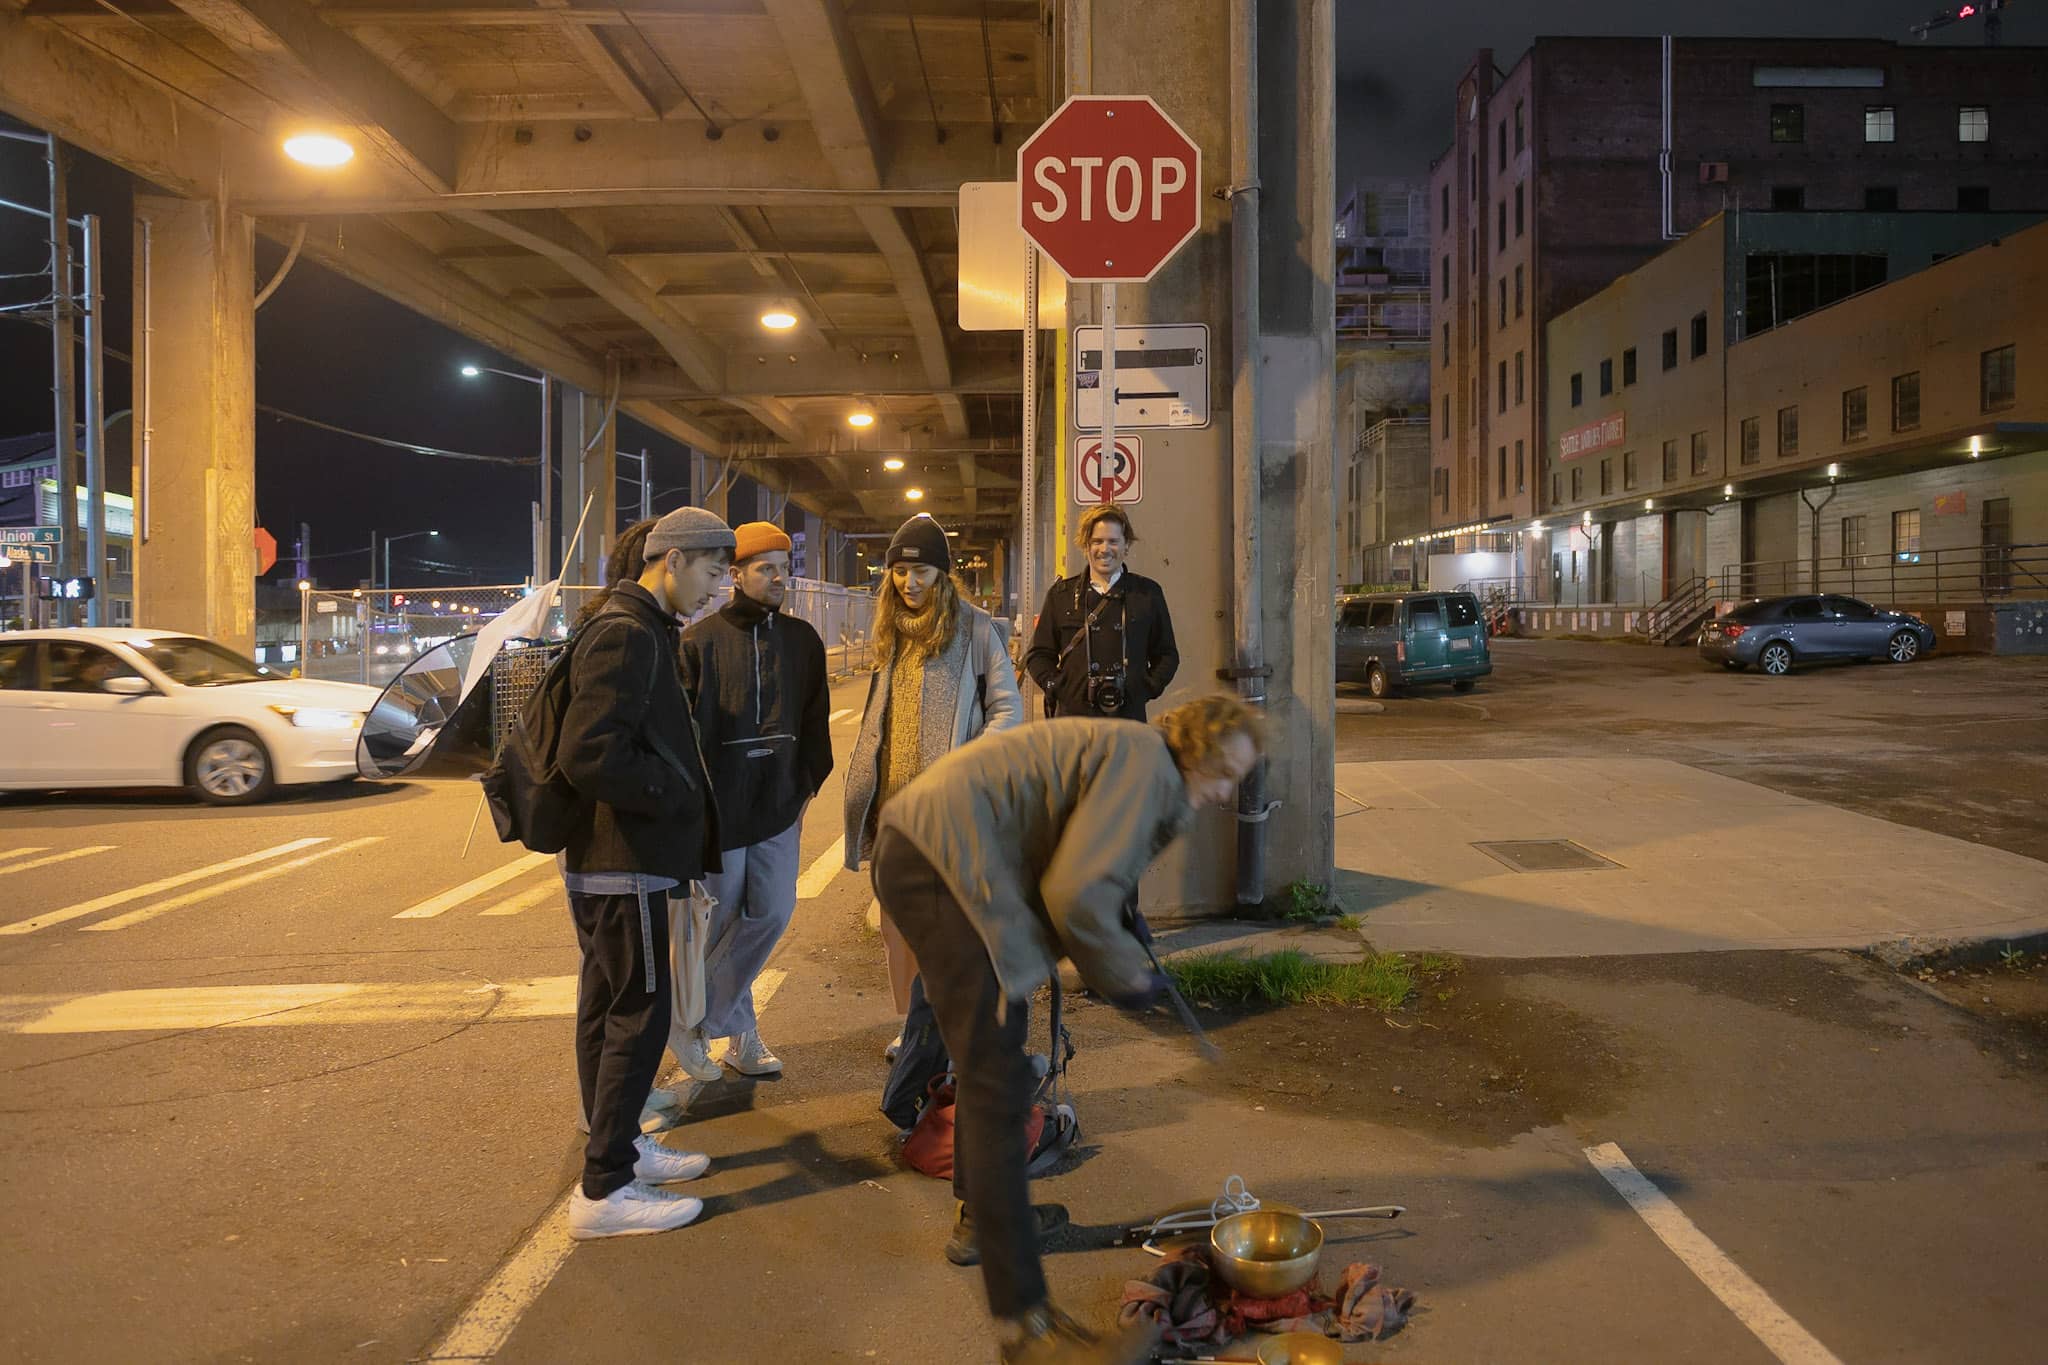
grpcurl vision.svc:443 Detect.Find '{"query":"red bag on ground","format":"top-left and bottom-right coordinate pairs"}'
top-left (902, 1077), bottom-right (1057, 1180)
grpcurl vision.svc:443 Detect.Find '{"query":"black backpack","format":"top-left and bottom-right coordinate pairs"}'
top-left (480, 639), bottom-right (590, 854)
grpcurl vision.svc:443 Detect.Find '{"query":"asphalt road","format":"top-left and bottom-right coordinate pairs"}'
top-left (2, 648), bottom-right (2044, 1363)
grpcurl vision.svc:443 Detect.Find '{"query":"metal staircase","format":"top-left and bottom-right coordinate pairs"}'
top-left (1637, 576), bottom-right (1715, 646)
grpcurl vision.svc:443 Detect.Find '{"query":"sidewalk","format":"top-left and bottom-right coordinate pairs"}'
top-left (1335, 757), bottom-right (2048, 957)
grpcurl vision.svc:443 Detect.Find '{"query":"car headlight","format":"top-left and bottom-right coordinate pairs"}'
top-left (269, 705), bottom-right (363, 731)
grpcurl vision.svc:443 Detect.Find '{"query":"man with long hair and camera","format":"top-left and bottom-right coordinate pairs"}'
top-left (1024, 503), bottom-right (1179, 722)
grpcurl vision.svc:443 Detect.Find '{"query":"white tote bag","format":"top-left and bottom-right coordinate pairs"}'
top-left (670, 882), bottom-right (715, 1036)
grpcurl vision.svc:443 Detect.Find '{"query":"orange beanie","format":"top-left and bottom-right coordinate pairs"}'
top-left (732, 521), bottom-right (793, 563)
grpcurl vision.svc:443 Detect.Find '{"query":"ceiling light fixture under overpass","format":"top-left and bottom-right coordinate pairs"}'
top-left (760, 310), bottom-right (798, 331)
top-left (848, 409), bottom-right (876, 429)
top-left (883, 457), bottom-right (905, 471)
top-left (283, 133), bottom-right (355, 168)
top-left (460, 365), bottom-right (481, 377)
top-left (905, 487), bottom-right (925, 501)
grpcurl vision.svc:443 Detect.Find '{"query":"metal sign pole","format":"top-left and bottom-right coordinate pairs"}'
top-left (1020, 244), bottom-right (1039, 627)
top-left (1099, 282), bottom-right (1117, 505)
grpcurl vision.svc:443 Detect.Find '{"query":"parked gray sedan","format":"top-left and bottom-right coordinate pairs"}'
top-left (1698, 594), bottom-right (1936, 676)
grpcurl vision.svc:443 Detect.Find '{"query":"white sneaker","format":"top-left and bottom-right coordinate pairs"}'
top-left (724, 1030), bottom-right (783, 1076)
top-left (670, 1028), bottom-right (722, 1083)
top-left (568, 1181), bottom-right (704, 1240)
top-left (884, 1034), bottom-right (903, 1062)
top-left (633, 1133), bottom-right (710, 1184)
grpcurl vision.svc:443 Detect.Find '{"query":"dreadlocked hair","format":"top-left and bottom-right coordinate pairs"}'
top-left (872, 564), bottom-right (961, 663)
top-left (573, 517), bottom-right (659, 630)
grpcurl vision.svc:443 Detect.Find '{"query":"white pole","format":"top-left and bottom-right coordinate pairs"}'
top-left (1020, 244), bottom-right (1039, 628)
top-left (1099, 282), bottom-right (1117, 504)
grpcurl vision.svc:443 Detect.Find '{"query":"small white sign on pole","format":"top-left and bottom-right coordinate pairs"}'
top-left (1073, 435), bottom-right (1141, 506)
top-left (1073, 323), bottom-right (1209, 430)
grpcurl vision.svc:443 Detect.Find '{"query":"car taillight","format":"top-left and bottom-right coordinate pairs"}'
top-left (1720, 623), bottom-right (1746, 639)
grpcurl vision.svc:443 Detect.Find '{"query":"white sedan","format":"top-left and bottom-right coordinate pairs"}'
top-left (0, 628), bottom-right (381, 805)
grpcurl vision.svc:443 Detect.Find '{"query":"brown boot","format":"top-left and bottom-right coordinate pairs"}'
top-left (996, 1302), bottom-right (1162, 1365)
top-left (947, 1201), bottom-right (1071, 1267)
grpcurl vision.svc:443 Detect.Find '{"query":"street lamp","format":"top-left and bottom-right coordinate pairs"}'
top-left (378, 529), bottom-right (439, 593)
top-left (460, 362), bottom-right (551, 582)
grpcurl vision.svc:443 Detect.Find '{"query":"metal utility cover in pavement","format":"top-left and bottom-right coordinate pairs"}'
top-left (1472, 840), bottom-right (1621, 873)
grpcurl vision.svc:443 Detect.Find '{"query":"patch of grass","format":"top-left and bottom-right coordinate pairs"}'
top-left (1999, 944), bottom-right (2030, 972)
top-left (1283, 879), bottom-right (1346, 924)
top-left (1335, 913), bottom-right (1365, 934)
top-left (1167, 948), bottom-right (1440, 1012)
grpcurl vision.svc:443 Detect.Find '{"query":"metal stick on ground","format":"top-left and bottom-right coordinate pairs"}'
top-left (1143, 938), bottom-right (1221, 1064)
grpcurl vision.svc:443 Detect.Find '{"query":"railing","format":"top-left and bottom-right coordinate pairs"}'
top-left (1721, 542), bottom-right (2048, 606)
top-left (1637, 575), bottom-right (1715, 645)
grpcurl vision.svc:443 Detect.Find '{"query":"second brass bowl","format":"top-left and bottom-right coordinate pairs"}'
top-left (1209, 1207), bottom-right (1324, 1299)
top-left (1256, 1332), bottom-right (1345, 1365)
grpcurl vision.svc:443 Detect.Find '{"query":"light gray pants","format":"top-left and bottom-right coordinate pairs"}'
top-left (697, 815), bottom-right (803, 1039)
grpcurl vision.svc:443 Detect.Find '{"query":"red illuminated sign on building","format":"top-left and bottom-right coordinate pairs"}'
top-left (1558, 412), bottom-right (1625, 461)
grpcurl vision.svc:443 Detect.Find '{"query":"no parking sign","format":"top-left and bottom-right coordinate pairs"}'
top-left (1073, 435), bottom-right (1140, 505)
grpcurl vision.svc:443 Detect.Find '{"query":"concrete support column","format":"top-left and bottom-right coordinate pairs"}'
top-left (131, 196), bottom-right (256, 654)
top-left (572, 386), bottom-right (616, 588)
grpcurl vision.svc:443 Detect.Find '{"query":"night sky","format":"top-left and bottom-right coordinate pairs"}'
top-left (3, 2), bottom-right (2041, 587)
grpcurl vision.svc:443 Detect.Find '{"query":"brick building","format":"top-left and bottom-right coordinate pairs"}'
top-left (1534, 213), bottom-right (2047, 627)
top-left (1427, 36), bottom-right (2048, 547)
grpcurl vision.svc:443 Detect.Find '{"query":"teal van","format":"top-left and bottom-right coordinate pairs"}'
top-left (1336, 591), bottom-right (1492, 699)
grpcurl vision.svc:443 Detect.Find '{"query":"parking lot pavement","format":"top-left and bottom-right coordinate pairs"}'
top-left (1338, 638), bottom-right (2048, 863)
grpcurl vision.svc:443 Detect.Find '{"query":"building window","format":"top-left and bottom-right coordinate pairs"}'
top-left (1515, 350), bottom-right (1525, 405)
top-left (1770, 103), bottom-right (1804, 143)
top-left (1471, 375), bottom-right (1478, 420)
top-left (1570, 372), bottom-right (1583, 407)
top-left (1469, 152), bottom-right (1477, 197)
top-left (1892, 371), bottom-right (1921, 431)
top-left (1690, 312), bottom-right (1709, 359)
top-left (1497, 121), bottom-right (1507, 172)
top-left (1843, 386), bottom-right (1868, 441)
top-left (1740, 415), bottom-right (1761, 466)
top-left (1599, 458), bottom-right (1612, 496)
top-left (1441, 258), bottom-right (1450, 299)
top-left (1864, 186), bottom-right (1898, 211)
top-left (1982, 344), bottom-right (2016, 411)
top-left (1690, 431), bottom-right (1709, 477)
top-left (1661, 328), bottom-right (1678, 371)
top-left (1742, 252), bottom-right (1888, 335)
top-left (1777, 404), bottom-right (1800, 457)
top-left (1498, 359), bottom-right (1508, 413)
top-left (1622, 348), bottom-right (1637, 386)
top-left (1661, 440), bottom-right (1678, 484)
top-left (1598, 358), bottom-right (1613, 397)
top-left (1958, 186), bottom-right (1990, 212)
top-left (1552, 472), bottom-right (1563, 506)
top-left (1771, 185), bottom-right (1806, 211)
top-left (1841, 514), bottom-right (1868, 568)
top-left (1514, 100), bottom-right (1525, 152)
top-left (1514, 184), bottom-right (1525, 238)
top-left (1435, 467), bottom-right (1450, 514)
top-left (1497, 276), bottom-right (1507, 326)
top-left (1442, 322), bottom-right (1450, 367)
top-left (1441, 183), bottom-right (1449, 222)
top-left (1470, 226), bottom-right (1477, 272)
top-left (1513, 264), bottom-right (1524, 318)
top-left (1499, 446), bottom-right (1509, 499)
top-left (1516, 439), bottom-right (1526, 492)
top-left (1570, 465), bottom-right (1583, 501)
top-left (1440, 393), bottom-right (1450, 437)
top-left (1958, 105), bottom-right (1988, 143)
top-left (1497, 199), bottom-right (1507, 250)
top-left (1622, 450), bottom-right (1638, 491)
top-left (1892, 508), bottom-right (1921, 561)
top-left (1864, 106), bottom-right (1895, 143)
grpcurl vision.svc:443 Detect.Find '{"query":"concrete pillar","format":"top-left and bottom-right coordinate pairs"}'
top-left (1067, 0), bottom-right (1336, 914)
top-left (131, 197), bottom-right (256, 654)
top-left (573, 387), bottom-right (616, 589)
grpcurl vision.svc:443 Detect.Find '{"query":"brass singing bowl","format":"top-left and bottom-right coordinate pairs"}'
top-left (1256, 1333), bottom-right (1345, 1365)
top-left (1209, 1207), bottom-right (1324, 1299)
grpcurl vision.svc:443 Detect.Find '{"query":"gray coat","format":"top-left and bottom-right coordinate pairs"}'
top-left (842, 601), bottom-right (1023, 869)
top-left (876, 720), bottom-right (1194, 1005)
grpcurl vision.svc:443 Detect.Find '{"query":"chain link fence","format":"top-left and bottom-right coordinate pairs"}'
top-left (297, 577), bottom-right (878, 687)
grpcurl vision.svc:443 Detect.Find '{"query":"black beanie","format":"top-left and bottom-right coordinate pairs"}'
top-left (885, 514), bottom-right (952, 573)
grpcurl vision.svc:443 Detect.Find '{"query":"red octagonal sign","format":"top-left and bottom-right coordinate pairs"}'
top-left (1018, 95), bottom-right (1202, 284)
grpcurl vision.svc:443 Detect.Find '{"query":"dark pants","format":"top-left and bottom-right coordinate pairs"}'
top-left (873, 829), bottom-right (1045, 1319)
top-left (570, 887), bottom-right (671, 1199)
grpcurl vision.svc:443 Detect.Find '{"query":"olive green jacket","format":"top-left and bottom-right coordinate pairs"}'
top-left (876, 718), bottom-right (1193, 1002)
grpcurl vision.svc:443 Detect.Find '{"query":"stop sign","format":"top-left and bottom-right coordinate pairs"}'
top-left (1017, 95), bottom-right (1202, 284)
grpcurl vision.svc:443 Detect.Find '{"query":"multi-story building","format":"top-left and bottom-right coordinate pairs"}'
top-left (1428, 36), bottom-right (2048, 551)
top-left (1537, 212), bottom-right (2046, 621)
top-left (0, 431), bottom-right (135, 630)
top-left (1341, 417), bottom-right (1430, 587)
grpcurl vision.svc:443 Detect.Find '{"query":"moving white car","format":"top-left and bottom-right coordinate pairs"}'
top-left (0, 628), bottom-right (381, 805)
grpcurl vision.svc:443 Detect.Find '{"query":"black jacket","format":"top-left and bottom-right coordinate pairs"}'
top-left (1024, 569), bottom-right (1180, 721)
top-left (557, 581), bottom-right (722, 882)
top-left (680, 593), bottom-right (834, 851)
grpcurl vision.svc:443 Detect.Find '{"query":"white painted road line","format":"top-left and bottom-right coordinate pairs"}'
top-left (427, 965), bottom-right (790, 1360)
top-left (6, 975), bottom-right (581, 1033)
top-left (0, 846), bottom-right (115, 877)
top-left (1584, 1142), bottom-right (1844, 1365)
top-left (829, 707), bottom-right (854, 723)
top-left (795, 838), bottom-right (845, 899)
top-left (0, 838), bottom-right (330, 936)
top-left (480, 881), bottom-right (562, 917)
top-left (397, 851), bottom-right (556, 919)
top-left (84, 837), bottom-right (385, 933)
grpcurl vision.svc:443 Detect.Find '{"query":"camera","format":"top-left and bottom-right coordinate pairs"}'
top-left (1085, 663), bottom-right (1127, 715)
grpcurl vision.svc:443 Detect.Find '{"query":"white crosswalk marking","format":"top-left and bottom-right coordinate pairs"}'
top-left (3, 976), bottom-right (582, 1033)
top-left (396, 850), bottom-right (556, 919)
top-left (829, 707), bottom-right (854, 723)
top-left (0, 846), bottom-right (113, 877)
top-left (796, 838), bottom-right (845, 899)
top-left (480, 881), bottom-right (563, 917)
top-left (0, 838), bottom-right (330, 936)
top-left (84, 838), bottom-right (385, 933)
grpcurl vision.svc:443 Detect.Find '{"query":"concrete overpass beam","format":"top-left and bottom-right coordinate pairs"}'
top-left (131, 197), bottom-right (257, 654)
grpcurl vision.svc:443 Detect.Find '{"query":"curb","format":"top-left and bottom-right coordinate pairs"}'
top-left (1860, 928), bottom-right (2048, 974)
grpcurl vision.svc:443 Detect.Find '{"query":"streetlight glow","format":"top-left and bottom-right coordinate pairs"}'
top-left (460, 365), bottom-right (481, 377)
top-left (283, 133), bottom-right (355, 168)
top-left (847, 409), bottom-right (876, 429)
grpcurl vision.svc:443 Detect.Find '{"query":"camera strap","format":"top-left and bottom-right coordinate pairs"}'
top-left (1056, 580), bottom-right (1117, 671)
